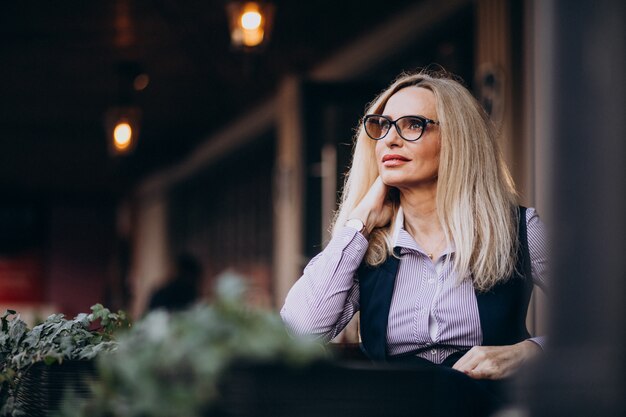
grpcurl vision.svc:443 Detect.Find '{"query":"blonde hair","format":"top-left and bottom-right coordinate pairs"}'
top-left (331, 71), bottom-right (519, 292)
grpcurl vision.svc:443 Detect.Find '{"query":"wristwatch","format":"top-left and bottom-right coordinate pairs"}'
top-left (345, 218), bottom-right (366, 234)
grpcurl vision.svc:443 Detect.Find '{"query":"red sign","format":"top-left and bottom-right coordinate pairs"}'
top-left (0, 252), bottom-right (44, 303)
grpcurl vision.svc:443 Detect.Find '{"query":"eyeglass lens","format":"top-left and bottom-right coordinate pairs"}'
top-left (364, 116), bottom-right (426, 141)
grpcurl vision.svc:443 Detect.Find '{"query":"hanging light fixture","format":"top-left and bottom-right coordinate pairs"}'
top-left (104, 62), bottom-right (146, 156)
top-left (226, 1), bottom-right (275, 50)
top-left (105, 106), bottom-right (141, 156)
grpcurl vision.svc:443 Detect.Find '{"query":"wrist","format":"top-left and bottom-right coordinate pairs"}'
top-left (518, 340), bottom-right (542, 359)
top-left (345, 217), bottom-right (369, 238)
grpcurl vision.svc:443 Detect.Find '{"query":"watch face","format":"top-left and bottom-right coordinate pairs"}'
top-left (346, 219), bottom-right (364, 231)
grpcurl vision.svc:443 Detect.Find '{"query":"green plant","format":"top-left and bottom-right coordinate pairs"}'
top-left (0, 304), bottom-right (129, 416)
top-left (61, 274), bottom-right (328, 417)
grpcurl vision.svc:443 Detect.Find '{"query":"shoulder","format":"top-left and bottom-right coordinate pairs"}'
top-left (524, 207), bottom-right (545, 233)
top-left (523, 207), bottom-right (548, 253)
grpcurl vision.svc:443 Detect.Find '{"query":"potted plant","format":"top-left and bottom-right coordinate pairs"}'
top-left (0, 304), bottom-right (129, 417)
top-left (58, 274), bottom-right (329, 417)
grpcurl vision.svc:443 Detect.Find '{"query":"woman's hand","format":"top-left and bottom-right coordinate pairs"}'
top-left (452, 340), bottom-right (542, 380)
top-left (348, 176), bottom-right (394, 236)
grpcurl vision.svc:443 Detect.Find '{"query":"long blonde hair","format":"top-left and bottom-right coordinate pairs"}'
top-left (331, 71), bottom-right (519, 292)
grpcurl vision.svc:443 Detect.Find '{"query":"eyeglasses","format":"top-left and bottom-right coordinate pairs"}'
top-left (363, 114), bottom-right (439, 142)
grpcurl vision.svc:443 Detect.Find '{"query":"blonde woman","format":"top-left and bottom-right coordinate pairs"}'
top-left (281, 71), bottom-right (547, 396)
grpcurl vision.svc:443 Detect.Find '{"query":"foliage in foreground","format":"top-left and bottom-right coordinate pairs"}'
top-left (0, 304), bottom-right (129, 416)
top-left (60, 274), bottom-right (328, 417)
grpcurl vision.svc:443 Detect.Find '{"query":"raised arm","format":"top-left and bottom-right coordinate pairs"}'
top-left (281, 176), bottom-right (394, 340)
top-left (280, 228), bottom-right (368, 341)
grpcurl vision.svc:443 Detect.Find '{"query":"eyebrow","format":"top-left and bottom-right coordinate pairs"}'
top-left (382, 114), bottom-right (431, 120)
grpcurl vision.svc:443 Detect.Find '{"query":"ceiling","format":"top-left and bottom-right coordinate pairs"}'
top-left (1, 0), bottom-right (427, 201)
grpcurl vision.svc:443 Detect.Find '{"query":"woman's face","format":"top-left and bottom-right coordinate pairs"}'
top-left (374, 86), bottom-right (441, 191)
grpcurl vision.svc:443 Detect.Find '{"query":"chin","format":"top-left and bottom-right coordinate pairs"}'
top-left (381, 171), bottom-right (437, 190)
top-left (380, 172), bottom-right (408, 188)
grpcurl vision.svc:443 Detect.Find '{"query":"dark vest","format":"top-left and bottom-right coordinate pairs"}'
top-left (358, 207), bottom-right (533, 361)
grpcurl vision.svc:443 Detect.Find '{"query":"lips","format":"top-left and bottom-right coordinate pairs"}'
top-left (382, 154), bottom-right (410, 162)
top-left (382, 154), bottom-right (411, 167)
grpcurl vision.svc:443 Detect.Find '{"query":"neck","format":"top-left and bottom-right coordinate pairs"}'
top-left (398, 183), bottom-right (441, 238)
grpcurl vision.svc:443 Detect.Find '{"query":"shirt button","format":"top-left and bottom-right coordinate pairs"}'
top-left (431, 349), bottom-right (437, 355)
top-left (355, 245), bottom-right (362, 250)
top-left (428, 278), bottom-right (436, 284)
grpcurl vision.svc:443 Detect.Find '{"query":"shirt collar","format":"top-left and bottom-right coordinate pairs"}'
top-left (391, 206), bottom-right (456, 256)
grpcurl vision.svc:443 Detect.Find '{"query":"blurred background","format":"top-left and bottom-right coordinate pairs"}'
top-left (1, 0), bottom-right (624, 415)
top-left (0, 0), bottom-right (483, 318)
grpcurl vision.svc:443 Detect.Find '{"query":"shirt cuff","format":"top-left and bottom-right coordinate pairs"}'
top-left (527, 336), bottom-right (546, 351)
top-left (325, 226), bottom-right (369, 261)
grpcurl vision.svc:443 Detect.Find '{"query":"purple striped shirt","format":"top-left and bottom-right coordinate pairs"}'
top-left (281, 208), bottom-right (548, 364)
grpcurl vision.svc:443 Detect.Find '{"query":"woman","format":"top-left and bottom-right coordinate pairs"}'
top-left (281, 71), bottom-right (547, 383)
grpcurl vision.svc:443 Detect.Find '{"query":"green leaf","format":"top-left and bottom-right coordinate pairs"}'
top-left (0, 305), bottom-right (127, 416)
top-left (1, 310), bottom-right (17, 333)
top-left (55, 275), bottom-right (328, 417)
top-left (43, 356), bottom-right (59, 365)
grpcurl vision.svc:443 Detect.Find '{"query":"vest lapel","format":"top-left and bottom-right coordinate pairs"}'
top-left (475, 206), bottom-right (533, 345)
top-left (358, 248), bottom-right (400, 361)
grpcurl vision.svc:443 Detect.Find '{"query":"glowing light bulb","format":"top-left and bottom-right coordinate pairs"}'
top-left (241, 10), bottom-right (262, 30)
top-left (113, 122), bottom-right (132, 151)
top-left (226, 1), bottom-right (273, 49)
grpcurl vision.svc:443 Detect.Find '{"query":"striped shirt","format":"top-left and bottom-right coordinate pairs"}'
top-left (281, 208), bottom-right (548, 364)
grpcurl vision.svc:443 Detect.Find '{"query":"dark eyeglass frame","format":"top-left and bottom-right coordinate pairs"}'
top-left (363, 114), bottom-right (440, 142)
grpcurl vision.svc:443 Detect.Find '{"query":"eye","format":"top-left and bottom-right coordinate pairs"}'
top-left (364, 116), bottom-right (391, 139)
top-left (369, 117), bottom-right (390, 130)
top-left (405, 118), bottom-right (424, 131)
top-left (372, 117), bottom-right (388, 127)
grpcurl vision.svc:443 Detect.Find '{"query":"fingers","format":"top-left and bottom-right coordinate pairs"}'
top-left (350, 176), bottom-right (393, 231)
top-left (454, 347), bottom-right (497, 379)
top-left (452, 346), bottom-right (482, 375)
top-left (466, 358), bottom-right (501, 380)
top-left (452, 345), bottom-right (522, 380)
top-left (368, 177), bottom-right (394, 228)
top-left (367, 176), bottom-right (389, 206)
